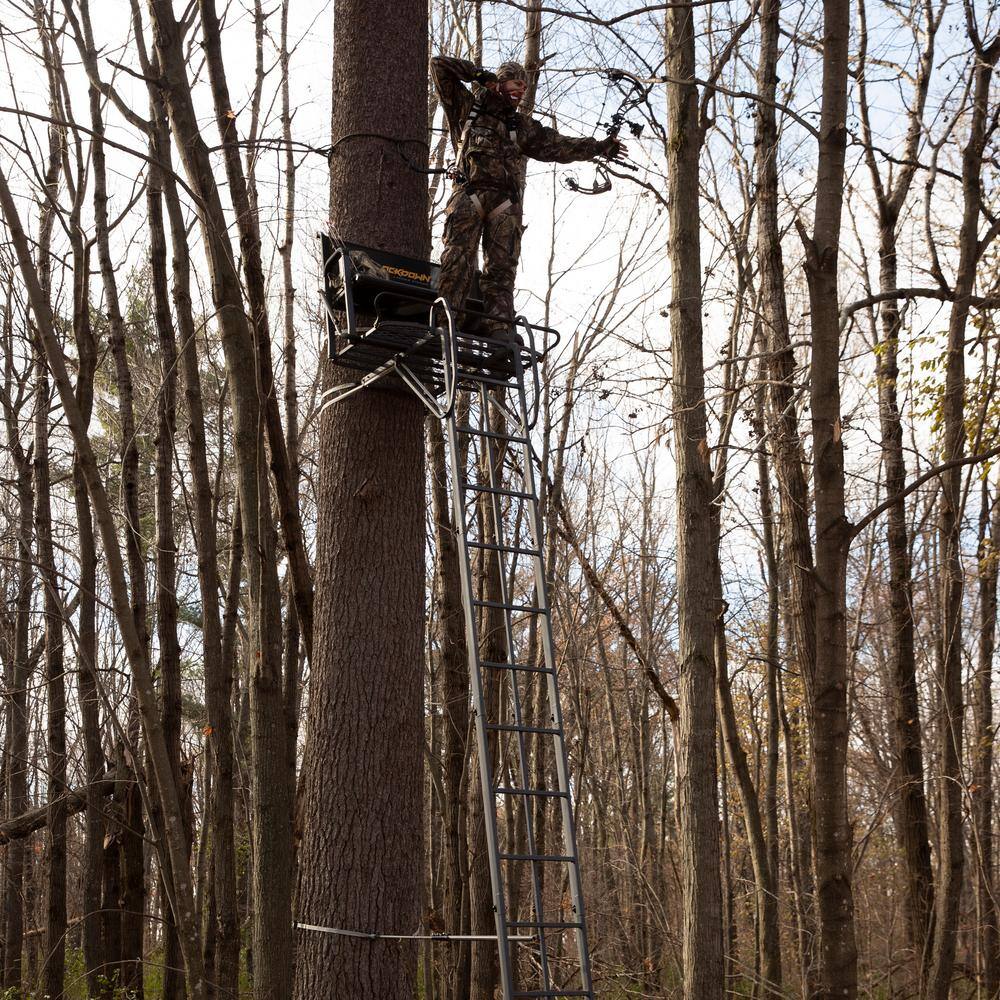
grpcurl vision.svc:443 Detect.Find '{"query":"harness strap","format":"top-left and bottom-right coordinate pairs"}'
top-left (453, 100), bottom-right (482, 172)
top-left (452, 95), bottom-right (522, 206)
top-left (469, 193), bottom-right (514, 222)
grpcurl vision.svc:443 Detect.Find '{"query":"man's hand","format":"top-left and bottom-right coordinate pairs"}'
top-left (597, 136), bottom-right (628, 162)
top-left (475, 69), bottom-right (499, 87)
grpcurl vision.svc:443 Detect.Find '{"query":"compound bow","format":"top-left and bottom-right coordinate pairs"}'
top-left (564, 70), bottom-right (649, 196)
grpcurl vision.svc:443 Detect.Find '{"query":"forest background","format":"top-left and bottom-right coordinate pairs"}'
top-left (0, 0), bottom-right (999, 998)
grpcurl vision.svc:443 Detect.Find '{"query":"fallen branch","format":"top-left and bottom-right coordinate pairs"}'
top-left (551, 490), bottom-right (680, 722)
top-left (0, 772), bottom-right (118, 845)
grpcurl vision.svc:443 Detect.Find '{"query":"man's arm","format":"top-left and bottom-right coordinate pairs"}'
top-left (431, 56), bottom-right (497, 147)
top-left (520, 118), bottom-right (622, 164)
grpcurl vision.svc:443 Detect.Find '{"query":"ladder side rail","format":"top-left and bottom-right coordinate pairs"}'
top-left (445, 400), bottom-right (516, 999)
top-left (479, 385), bottom-right (555, 991)
top-left (431, 296), bottom-right (459, 418)
top-left (511, 348), bottom-right (595, 997)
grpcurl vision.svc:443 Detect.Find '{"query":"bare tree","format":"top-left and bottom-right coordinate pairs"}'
top-left (664, 3), bottom-right (724, 995)
top-left (797, 0), bottom-right (858, 994)
top-left (925, 10), bottom-right (1000, 998)
top-left (855, 0), bottom-right (941, 980)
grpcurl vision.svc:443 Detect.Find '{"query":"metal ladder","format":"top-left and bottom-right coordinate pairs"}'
top-left (319, 275), bottom-right (594, 996)
top-left (444, 319), bottom-right (594, 1000)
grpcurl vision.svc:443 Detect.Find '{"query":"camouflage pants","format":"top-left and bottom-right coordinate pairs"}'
top-left (437, 186), bottom-right (523, 338)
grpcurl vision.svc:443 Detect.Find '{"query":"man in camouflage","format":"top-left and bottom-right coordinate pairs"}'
top-left (431, 56), bottom-right (626, 340)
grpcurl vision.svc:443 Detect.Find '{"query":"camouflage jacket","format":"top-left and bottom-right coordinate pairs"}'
top-left (431, 55), bottom-right (605, 199)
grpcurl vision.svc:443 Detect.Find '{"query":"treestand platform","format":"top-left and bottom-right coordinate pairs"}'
top-left (320, 236), bottom-right (560, 416)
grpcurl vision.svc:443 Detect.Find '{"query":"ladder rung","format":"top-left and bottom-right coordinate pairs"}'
top-left (481, 660), bottom-right (553, 674)
top-left (473, 599), bottom-right (545, 614)
top-left (466, 541), bottom-right (541, 557)
top-left (462, 482), bottom-right (536, 501)
top-left (495, 787), bottom-right (568, 799)
top-left (455, 424), bottom-right (529, 445)
top-left (509, 920), bottom-right (583, 930)
top-left (485, 723), bottom-right (560, 736)
top-left (501, 853), bottom-right (575, 863)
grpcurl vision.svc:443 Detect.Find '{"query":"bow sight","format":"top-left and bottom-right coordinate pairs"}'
top-left (564, 70), bottom-right (648, 196)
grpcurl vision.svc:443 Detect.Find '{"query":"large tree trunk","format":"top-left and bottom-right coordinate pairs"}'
top-left (292, 0), bottom-right (429, 995)
top-left (664, 5), bottom-right (724, 996)
top-left (801, 1), bottom-right (858, 995)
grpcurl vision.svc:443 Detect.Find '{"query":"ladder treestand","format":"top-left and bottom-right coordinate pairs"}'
top-left (313, 238), bottom-right (595, 1000)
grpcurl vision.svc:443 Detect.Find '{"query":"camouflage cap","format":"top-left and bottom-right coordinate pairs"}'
top-left (496, 60), bottom-right (527, 83)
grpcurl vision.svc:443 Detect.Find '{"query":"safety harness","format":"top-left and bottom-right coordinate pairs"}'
top-left (450, 96), bottom-right (521, 221)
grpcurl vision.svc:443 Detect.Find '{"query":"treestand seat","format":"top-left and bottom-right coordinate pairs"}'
top-left (320, 236), bottom-right (558, 394)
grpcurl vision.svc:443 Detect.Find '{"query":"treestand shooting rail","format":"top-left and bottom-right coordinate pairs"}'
top-left (309, 236), bottom-right (595, 1000)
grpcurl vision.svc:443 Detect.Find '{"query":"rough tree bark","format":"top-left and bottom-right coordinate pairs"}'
top-left (292, 0), bottom-right (429, 996)
top-left (664, 4), bottom-right (724, 996)
top-left (799, 0), bottom-right (858, 994)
